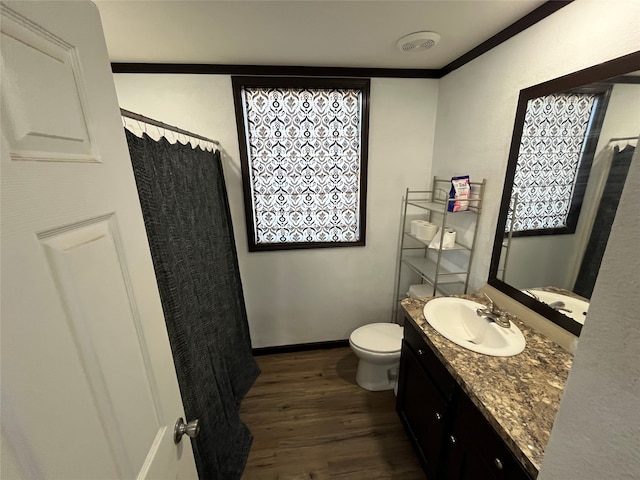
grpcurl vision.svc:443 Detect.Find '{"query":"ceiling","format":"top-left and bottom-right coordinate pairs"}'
top-left (95, 0), bottom-right (548, 70)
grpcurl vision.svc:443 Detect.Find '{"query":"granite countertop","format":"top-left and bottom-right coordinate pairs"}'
top-left (536, 286), bottom-right (589, 302)
top-left (401, 293), bottom-right (574, 477)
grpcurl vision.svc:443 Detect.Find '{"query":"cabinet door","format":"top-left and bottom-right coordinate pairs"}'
top-left (442, 432), bottom-right (498, 480)
top-left (442, 393), bottom-right (533, 480)
top-left (403, 319), bottom-right (456, 400)
top-left (397, 342), bottom-right (448, 479)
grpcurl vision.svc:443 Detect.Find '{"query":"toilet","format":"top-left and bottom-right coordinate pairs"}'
top-left (349, 322), bottom-right (403, 392)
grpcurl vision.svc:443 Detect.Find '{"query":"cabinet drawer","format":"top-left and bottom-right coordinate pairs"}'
top-left (404, 318), bottom-right (456, 401)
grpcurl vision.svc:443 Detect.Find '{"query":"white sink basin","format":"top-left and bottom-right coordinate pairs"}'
top-left (423, 298), bottom-right (526, 357)
top-left (524, 289), bottom-right (589, 325)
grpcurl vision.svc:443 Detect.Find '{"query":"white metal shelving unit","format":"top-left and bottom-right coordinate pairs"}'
top-left (498, 194), bottom-right (517, 282)
top-left (393, 177), bottom-right (486, 322)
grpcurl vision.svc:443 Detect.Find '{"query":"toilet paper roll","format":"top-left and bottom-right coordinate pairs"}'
top-left (417, 222), bottom-right (439, 242)
top-left (428, 227), bottom-right (457, 250)
top-left (442, 228), bottom-right (457, 249)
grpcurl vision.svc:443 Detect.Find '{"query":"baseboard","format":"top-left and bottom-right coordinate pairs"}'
top-left (252, 339), bottom-right (349, 356)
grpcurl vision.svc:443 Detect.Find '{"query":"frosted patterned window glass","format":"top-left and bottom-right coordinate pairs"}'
top-left (239, 84), bottom-right (366, 247)
top-left (508, 93), bottom-right (598, 232)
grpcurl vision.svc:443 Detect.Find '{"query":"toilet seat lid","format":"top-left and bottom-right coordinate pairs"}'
top-left (350, 323), bottom-right (402, 353)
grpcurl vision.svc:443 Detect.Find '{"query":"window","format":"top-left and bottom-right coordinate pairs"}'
top-left (232, 77), bottom-right (370, 251)
top-left (507, 87), bottom-right (610, 235)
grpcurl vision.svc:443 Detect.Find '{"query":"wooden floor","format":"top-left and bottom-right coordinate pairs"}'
top-left (240, 347), bottom-right (424, 479)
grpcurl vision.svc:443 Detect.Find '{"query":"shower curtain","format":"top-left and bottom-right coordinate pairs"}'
top-left (574, 144), bottom-right (635, 298)
top-left (125, 130), bottom-right (260, 479)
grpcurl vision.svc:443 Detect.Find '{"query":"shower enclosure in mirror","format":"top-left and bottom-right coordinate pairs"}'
top-left (489, 51), bottom-right (640, 337)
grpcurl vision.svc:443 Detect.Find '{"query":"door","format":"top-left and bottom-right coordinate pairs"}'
top-left (0, 2), bottom-right (198, 479)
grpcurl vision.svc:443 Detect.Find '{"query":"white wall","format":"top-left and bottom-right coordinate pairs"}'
top-left (113, 75), bottom-right (438, 347)
top-left (431, 0), bottom-right (640, 292)
top-left (431, 0), bottom-right (640, 478)
top-left (503, 236), bottom-right (576, 290)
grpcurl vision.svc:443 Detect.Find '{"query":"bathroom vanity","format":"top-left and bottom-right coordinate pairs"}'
top-left (396, 294), bottom-right (573, 479)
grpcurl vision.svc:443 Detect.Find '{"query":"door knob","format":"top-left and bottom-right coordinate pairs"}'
top-left (174, 417), bottom-right (200, 444)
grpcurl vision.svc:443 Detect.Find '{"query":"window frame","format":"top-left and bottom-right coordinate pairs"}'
top-left (232, 76), bottom-right (371, 252)
top-left (508, 85), bottom-right (612, 238)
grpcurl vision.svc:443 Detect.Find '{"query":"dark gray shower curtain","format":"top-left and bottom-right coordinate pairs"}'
top-left (125, 130), bottom-right (260, 479)
top-left (574, 144), bottom-right (635, 298)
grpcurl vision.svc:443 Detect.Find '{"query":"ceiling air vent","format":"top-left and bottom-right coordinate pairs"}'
top-left (396, 31), bottom-right (441, 53)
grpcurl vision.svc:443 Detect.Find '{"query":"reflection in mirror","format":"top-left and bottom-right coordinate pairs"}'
top-left (489, 52), bottom-right (640, 337)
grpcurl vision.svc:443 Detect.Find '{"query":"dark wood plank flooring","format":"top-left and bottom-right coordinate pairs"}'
top-left (240, 347), bottom-right (424, 479)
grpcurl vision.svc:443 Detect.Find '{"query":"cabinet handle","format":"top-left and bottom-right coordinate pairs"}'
top-left (435, 412), bottom-right (442, 421)
top-left (418, 349), bottom-right (425, 356)
top-left (449, 435), bottom-right (457, 444)
top-left (494, 458), bottom-right (503, 470)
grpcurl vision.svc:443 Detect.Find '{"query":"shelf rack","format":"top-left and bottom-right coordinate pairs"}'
top-left (498, 193), bottom-right (517, 282)
top-left (393, 177), bottom-right (486, 322)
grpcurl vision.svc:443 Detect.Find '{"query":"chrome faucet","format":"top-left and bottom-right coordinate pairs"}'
top-left (547, 301), bottom-right (572, 313)
top-left (526, 289), bottom-right (573, 313)
top-left (476, 293), bottom-right (512, 328)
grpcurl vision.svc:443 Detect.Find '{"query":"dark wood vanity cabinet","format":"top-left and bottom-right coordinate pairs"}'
top-left (396, 317), bottom-right (456, 478)
top-left (397, 320), bottom-right (534, 480)
top-left (442, 391), bottom-right (532, 480)
top-left (396, 340), bottom-right (448, 478)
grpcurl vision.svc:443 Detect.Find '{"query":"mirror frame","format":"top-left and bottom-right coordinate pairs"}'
top-left (488, 50), bottom-right (640, 337)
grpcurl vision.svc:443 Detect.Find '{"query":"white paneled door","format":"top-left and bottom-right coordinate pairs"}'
top-left (0, 2), bottom-right (198, 479)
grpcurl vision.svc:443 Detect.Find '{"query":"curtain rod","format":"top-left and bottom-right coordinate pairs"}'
top-left (120, 108), bottom-right (220, 145)
top-left (609, 135), bottom-right (638, 142)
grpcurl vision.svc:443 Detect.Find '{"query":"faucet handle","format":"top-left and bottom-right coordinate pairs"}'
top-left (494, 312), bottom-right (513, 329)
top-left (483, 293), bottom-right (495, 311)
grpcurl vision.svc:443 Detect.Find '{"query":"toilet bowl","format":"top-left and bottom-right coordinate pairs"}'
top-left (349, 323), bottom-right (403, 392)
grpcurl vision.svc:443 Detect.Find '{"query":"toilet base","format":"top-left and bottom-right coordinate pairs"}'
top-left (355, 358), bottom-right (399, 392)
top-left (349, 323), bottom-right (403, 392)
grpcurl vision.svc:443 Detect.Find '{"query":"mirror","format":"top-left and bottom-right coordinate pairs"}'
top-left (489, 52), bottom-right (640, 337)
